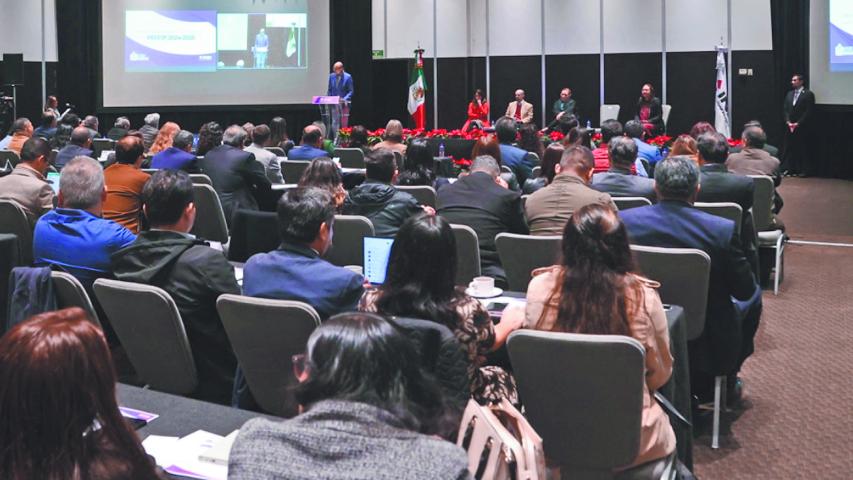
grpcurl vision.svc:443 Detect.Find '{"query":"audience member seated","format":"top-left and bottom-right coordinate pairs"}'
top-left (523, 143), bottom-right (563, 194)
top-left (5, 117), bottom-right (33, 156)
top-left (298, 158), bottom-right (347, 211)
top-left (437, 155), bottom-right (527, 287)
top-left (495, 116), bottom-right (536, 183)
top-left (55, 126), bottom-right (94, 170)
top-left (343, 149), bottom-right (427, 238)
top-left (518, 123), bottom-right (545, 164)
top-left (728, 120), bottom-right (779, 157)
top-left (311, 121), bottom-right (337, 156)
top-left (244, 124), bottom-right (284, 184)
top-left (103, 136), bottom-right (150, 234)
top-left (471, 135), bottom-right (520, 191)
top-left (241, 122), bottom-right (255, 147)
top-left (228, 312), bottom-right (469, 480)
top-left (200, 125), bottom-right (271, 226)
top-left (625, 119), bottom-right (662, 168)
top-left (269, 116), bottom-right (295, 153)
top-left (666, 134), bottom-right (699, 164)
top-left (360, 214), bottom-right (523, 404)
top-left (398, 138), bottom-right (441, 188)
top-left (0, 308), bottom-right (163, 479)
top-left (564, 126), bottom-right (593, 149)
top-left (107, 116), bottom-right (131, 141)
top-left (82, 115), bottom-right (102, 139)
top-left (151, 130), bottom-right (199, 172)
top-left (592, 120), bottom-right (642, 175)
top-left (347, 125), bottom-right (372, 155)
top-left (726, 125), bottom-right (785, 218)
top-left (592, 136), bottom-right (656, 203)
top-left (49, 118), bottom-right (74, 150)
top-left (196, 121), bottom-right (223, 156)
top-left (688, 121), bottom-right (716, 140)
top-left (619, 156), bottom-right (761, 403)
top-left (148, 121), bottom-right (180, 155)
top-left (510, 203), bottom-right (676, 471)
top-left (371, 119), bottom-right (407, 156)
top-left (696, 133), bottom-right (760, 277)
top-left (0, 137), bottom-right (55, 225)
top-left (139, 113), bottom-right (160, 152)
top-left (111, 170), bottom-right (240, 404)
top-left (33, 111), bottom-right (57, 141)
top-left (34, 156), bottom-right (136, 286)
top-left (243, 187), bottom-right (364, 319)
top-left (287, 125), bottom-right (330, 161)
top-left (525, 146), bottom-right (615, 236)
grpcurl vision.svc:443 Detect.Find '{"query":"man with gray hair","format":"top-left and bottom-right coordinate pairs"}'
top-left (620, 155), bottom-right (762, 405)
top-left (33, 155), bottom-right (136, 287)
top-left (139, 112), bottom-right (161, 152)
top-left (437, 155), bottom-right (528, 287)
top-left (592, 135), bottom-right (656, 203)
top-left (726, 125), bottom-right (784, 216)
top-left (82, 115), bottom-right (101, 139)
top-left (199, 125), bottom-right (271, 225)
top-left (151, 129), bottom-right (200, 172)
top-left (107, 116), bottom-right (131, 141)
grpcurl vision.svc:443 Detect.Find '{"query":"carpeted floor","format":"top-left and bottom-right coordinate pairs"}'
top-left (691, 178), bottom-right (853, 479)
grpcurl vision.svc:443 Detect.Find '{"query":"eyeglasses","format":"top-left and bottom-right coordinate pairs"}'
top-left (291, 353), bottom-right (308, 380)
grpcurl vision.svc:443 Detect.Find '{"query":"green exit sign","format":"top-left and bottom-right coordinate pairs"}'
top-left (372, 50), bottom-right (385, 59)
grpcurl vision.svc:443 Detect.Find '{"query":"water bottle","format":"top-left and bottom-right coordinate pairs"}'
top-left (586, 120), bottom-right (592, 129)
top-left (438, 141), bottom-right (445, 157)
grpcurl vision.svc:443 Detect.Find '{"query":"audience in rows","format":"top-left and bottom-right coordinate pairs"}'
top-left (0, 137), bottom-right (54, 225)
top-left (102, 136), bottom-right (150, 234)
top-left (55, 126), bottom-right (93, 169)
top-left (287, 125), bottom-right (328, 160)
top-left (592, 135), bottom-right (656, 203)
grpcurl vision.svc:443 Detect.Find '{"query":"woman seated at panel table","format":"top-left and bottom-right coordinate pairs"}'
top-left (228, 312), bottom-right (470, 480)
top-left (635, 83), bottom-right (665, 137)
top-left (504, 203), bottom-right (676, 473)
top-left (0, 308), bottom-right (164, 479)
top-left (462, 89), bottom-right (491, 131)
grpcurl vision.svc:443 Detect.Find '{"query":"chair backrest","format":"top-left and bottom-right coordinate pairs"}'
top-left (500, 165), bottom-right (513, 175)
top-left (227, 210), bottom-right (281, 262)
top-left (392, 150), bottom-right (403, 167)
top-left (748, 175), bottom-right (775, 231)
top-left (51, 271), bottom-right (102, 329)
top-left (507, 330), bottom-right (645, 473)
top-left (48, 149), bottom-right (59, 165)
top-left (189, 183), bottom-right (229, 243)
top-left (93, 279), bottom-right (198, 395)
top-left (217, 294), bottom-right (320, 417)
top-left (661, 104), bottom-right (672, 127)
top-left (396, 185), bottom-right (437, 207)
top-left (495, 233), bottom-right (561, 292)
top-left (189, 173), bottom-right (213, 186)
top-left (0, 200), bottom-right (33, 265)
top-left (265, 146), bottom-right (286, 157)
top-left (280, 160), bottom-right (311, 184)
top-left (334, 147), bottom-right (366, 168)
top-left (450, 224), bottom-right (481, 286)
top-left (630, 245), bottom-right (710, 340)
top-left (524, 151), bottom-right (540, 166)
top-left (693, 201), bottom-right (742, 233)
top-left (613, 196), bottom-right (653, 211)
top-left (0, 150), bottom-right (21, 168)
top-left (323, 215), bottom-right (374, 267)
top-left (600, 104), bottom-right (621, 125)
top-left (92, 138), bottom-right (115, 158)
top-left (531, 165), bottom-right (541, 178)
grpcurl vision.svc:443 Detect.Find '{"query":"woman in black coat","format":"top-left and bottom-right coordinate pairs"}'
top-left (635, 83), bottom-right (664, 137)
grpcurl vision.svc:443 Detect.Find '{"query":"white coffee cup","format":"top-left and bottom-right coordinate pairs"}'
top-left (468, 276), bottom-right (495, 295)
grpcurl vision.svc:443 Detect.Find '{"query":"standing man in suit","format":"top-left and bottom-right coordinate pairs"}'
top-left (505, 89), bottom-right (534, 125)
top-left (781, 73), bottom-right (815, 177)
top-left (327, 62), bottom-right (353, 130)
top-left (199, 125), bottom-right (271, 227)
top-left (620, 156), bottom-right (761, 404)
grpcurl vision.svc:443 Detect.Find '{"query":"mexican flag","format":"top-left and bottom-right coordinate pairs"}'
top-left (407, 50), bottom-right (427, 129)
top-left (286, 27), bottom-right (297, 57)
top-left (714, 49), bottom-right (731, 137)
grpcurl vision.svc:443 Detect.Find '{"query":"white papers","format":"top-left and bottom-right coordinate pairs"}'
top-left (99, 150), bottom-right (113, 162)
top-left (142, 430), bottom-right (231, 480)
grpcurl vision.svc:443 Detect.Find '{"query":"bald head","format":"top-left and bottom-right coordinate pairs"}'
top-left (514, 89), bottom-right (525, 101)
top-left (71, 126), bottom-right (92, 147)
top-left (301, 125), bottom-right (323, 147)
top-left (333, 62), bottom-right (344, 75)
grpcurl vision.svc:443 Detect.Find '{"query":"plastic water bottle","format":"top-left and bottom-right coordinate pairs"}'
top-left (438, 141), bottom-right (445, 157)
top-left (586, 120), bottom-right (592, 129)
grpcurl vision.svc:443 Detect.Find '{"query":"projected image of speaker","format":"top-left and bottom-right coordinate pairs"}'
top-left (1, 54), bottom-right (24, 86)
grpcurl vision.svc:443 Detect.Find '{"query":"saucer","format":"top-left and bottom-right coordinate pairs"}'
top-left (465, 287), bottom-right (503, 298)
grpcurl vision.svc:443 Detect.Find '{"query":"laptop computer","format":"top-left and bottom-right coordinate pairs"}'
top-left (363, 237), bottom-right (394, 285)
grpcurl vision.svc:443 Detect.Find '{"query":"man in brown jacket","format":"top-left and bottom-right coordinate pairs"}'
top-left (525, 145), bottom-right (616, 236)
top-left (0, 137), bottom-right (55, 225)
top-left (726, 125), bottom-right (784, 215)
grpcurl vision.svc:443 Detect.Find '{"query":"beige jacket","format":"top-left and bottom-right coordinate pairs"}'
top-left (524, 172), bottom-right (615, 236)
top-left (505, 100), bottom-right (534, 124)
top-left (0, 164), bottom-right (54, 225)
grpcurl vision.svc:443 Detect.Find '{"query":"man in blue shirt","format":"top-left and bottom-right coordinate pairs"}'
top-left (286, 125), bottom-right (329, 160)
top-left (625, 119), bottom-right (662, 168)
top-left (327, 62), bottom-right (353, 129)
top-left (151, 130), bottom-right (199, 172)
top-left (243, 187), bottom-right (364, 319)
top-left (33, 155), bottom-right (136, 287)
top-left (495, 116), bottom-right (535, 184)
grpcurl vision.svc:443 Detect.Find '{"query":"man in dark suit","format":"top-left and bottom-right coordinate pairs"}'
top-left (696, 133), bottom-right (760, 279)
top-left (106, 117), bottom-right (130, 141)
top-left (781, 73), bottom-right (815, 176)
top-left (55, 126), bottom-right (93, 170)
top-left (620, 156), bottom-right (762, 403)
top-left (437, 155), bottom-right (528, 287)
top-left (151, 130), bottom-right (199, 172)
top-left (592, 136), bottom-right (656, 203)
top-left (199, 125), bottom-right (271, 226)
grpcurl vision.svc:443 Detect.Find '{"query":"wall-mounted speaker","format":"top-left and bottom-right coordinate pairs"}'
top-left (1, 54), bottom-right (24, 86)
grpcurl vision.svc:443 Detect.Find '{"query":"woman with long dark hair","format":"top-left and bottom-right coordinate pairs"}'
top-left (397, 138), bottom-right (436, 187)
top-left (196, 121), bottom-right (223, 156)
top-left (228, 312), bottom-right (469, 479)
top-left (269, 116), bottom-right (295, 153)
top-left (298, 157), bottom-right (347, 210)
top-left (513, 203), bottom-right (675, 470)
top-left (0, 308), bottom-right (162, 479)
top-left (522, 142), bottom-right (564, 194)
top-left (360, 214), bottom-right (522, 404)
top-left (635, 83), bottom-right (664, 136)
top-left (347, 125), bottom-right (371, 154)
top-left (462, 88), bottom-right (490, 131)
top-left (517, 122), bottom-right (545, 162)
top-left (564, 126), bottom-right (593, 149)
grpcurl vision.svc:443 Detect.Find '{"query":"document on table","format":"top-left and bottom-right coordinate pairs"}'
top-left (142, 430), bottom-right (236, 480)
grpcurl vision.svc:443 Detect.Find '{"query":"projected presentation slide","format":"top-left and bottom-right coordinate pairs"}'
top-left (124, 10), bottom-right (307, 73)
top-left (830, 0), bottom-right (853, 72)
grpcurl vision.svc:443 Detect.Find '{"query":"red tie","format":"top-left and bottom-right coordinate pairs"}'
top-left (514, 102), bottom-right (522, 120)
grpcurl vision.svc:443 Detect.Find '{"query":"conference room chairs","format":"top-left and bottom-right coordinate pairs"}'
top-left (749, 175), bottom-right (786, 295)
top-left (189, 173), bottom-right (213, 186)
top-left (51, 271), bottom-right (102, 330)
top-left (217, 294), bottom-right (321, 417)
top-left (189, 184), bottom-right (229, 243)
top-left (524, 151), bottom-right (540, 167)
top-left (333, 147), bottom-right (366, 168)
top-left (227, 210), bottom-right (281, 263)
top-left (0, 234), bottom-right (19, 330)
top-left (0, 200), bottom-right (33, 265)
top-left (396, 185), bottom-right (437, 208)
top-left (93, 279), bottom-right (198, 396)
top-left (694, 202), bottom-right (743, 233)
top-left (600, 104), bottom-right (621, 126)
top-left (495, 233), bottom-right (562, 292)
top-left (531, 166), bottom-right (541, 178)
top-left (0, 150), bottom-right (20, 169)
top-left (613, 196), bottom-right (653, 211)
top-left (280, 160), bottom-right (311, 184)
top-left (323, 215), bottom-right (374, 267)
top-left (508, 330), bottom-right (676, 479)
top-left (92, 138), bottom-right (115, 159)
top-left (450, 224), bottom-right (481, 287)
top-left (141, 168), bottom-right (158, 175)
top-left (265, 146), bottom-right (286, 157)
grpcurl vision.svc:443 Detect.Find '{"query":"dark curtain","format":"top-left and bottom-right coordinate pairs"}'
top-left (56, 0), bottom-right (101, 117)
top-left (330, 0), bottom-right (373, 127)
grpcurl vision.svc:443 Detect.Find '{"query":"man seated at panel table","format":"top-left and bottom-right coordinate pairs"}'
top-left (619, 156), bottom-right (762, 404)
top-left (111, 170), bottom-right (241, 404)
top-left (0, 137), bottom-right (55, 226)
top-left (591, 136), bottom-right (657, 203)
top-left (243, 187), bottom-right (365, 320)
top-left (287, 125), bottom-right (330, 161)
top-left (504, 89), bottom-right (534, 125)
top-left (151, 129), bottom-right (200, 173)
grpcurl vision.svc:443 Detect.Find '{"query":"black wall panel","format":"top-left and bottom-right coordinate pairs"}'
top-left (489, 56), bottom-right (543, 127)
top-left (436, 57), bottom-right (486, 130)
top-left (545, 54), bottom-right (600, 126)
top-left (665, 51), bottom-right (716, 138)
top-left (0, 62), bottom-right (59, 133)
top-left (604, 53), bottom-right (662, 126)
top-left (732, 50), bottom-right (780, 144)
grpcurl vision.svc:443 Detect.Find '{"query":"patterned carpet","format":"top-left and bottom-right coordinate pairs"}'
top-left (691, 178), bottom-right (853, 479)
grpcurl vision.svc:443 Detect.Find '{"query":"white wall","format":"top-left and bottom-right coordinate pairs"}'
top-left (0, 0), bottom-right (58, 62)
top-left (373, 0), bottom-right (772, 58)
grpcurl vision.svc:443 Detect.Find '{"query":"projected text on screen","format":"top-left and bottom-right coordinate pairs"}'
top-left (830, 0), bottom-right (853, 72)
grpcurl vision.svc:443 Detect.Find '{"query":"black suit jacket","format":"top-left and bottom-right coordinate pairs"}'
top-left (697, 163), bottom-right (759, 277)
top-left (783, 88), bottom-right (815, 126)
top-left (436, 172), bottom-right (528, 279)
top-left (634, 96), bottom-right (664, 133)
top-left (591, 168), bottom-right (657, 203)
top-left (200, 144), bottom-right (271, 226)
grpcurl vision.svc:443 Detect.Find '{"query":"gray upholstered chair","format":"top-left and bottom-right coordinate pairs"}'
top-left (495, 233), bottom-right (561, 292)
top-left (396, 185), bottom-right (437, 207)
top-left (323, 215), bottom-right (374, 267)
top-left (0, 200), bottom-right (33, 265)
top-left (280, 160), bottom-right (311, 184)
top-left (693, 202), bottom-right (743, 233)
top-left (189, 183), bottom-right (229, 243)
top-left (749, 175), bottom-right (785, 295)
top-left (333, 147), bottom-right (366, 168)
top-left (189, 173), bottom-right (213, 186)
top-left (51, 271), bottom-right (102, 329)
top-left (450, 224), bottom-right (481, 287)
top-left (613, 196), bottom-right (653, 211)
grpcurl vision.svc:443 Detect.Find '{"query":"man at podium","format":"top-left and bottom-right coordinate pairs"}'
top-left (327, 62), bottom-right (353, 128)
